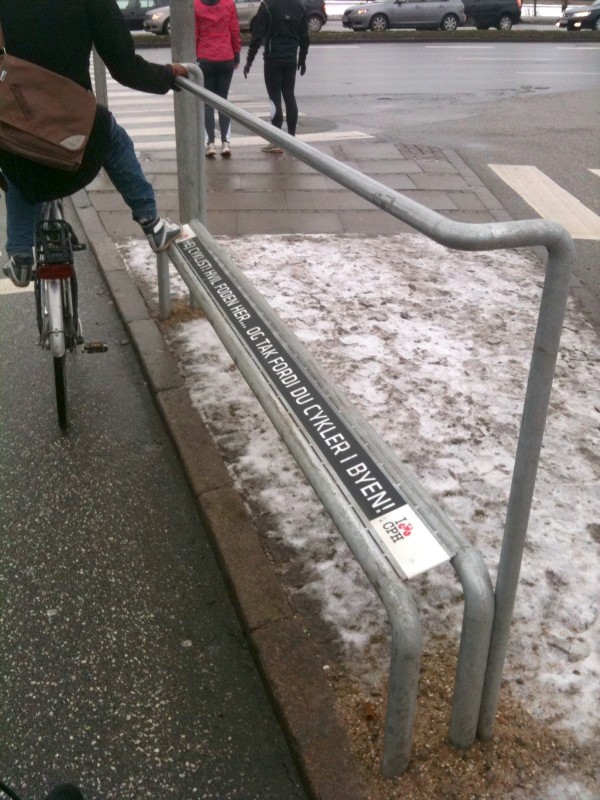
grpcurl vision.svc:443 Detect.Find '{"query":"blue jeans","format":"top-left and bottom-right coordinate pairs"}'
top-left (4, 115), bottom-right (158, 258)
top-left (197, 60), bottom-right (235, 143)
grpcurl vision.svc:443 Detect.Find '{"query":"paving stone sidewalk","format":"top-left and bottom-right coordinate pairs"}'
top-left (85, 138), bottom-right (511, 240)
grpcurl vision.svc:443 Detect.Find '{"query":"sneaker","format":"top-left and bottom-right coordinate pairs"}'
top-left (141, 217), bottom-right (181, 253)
top-left (205, 142), bottom-right (217, 158)
top-left (261, 143), bottom-right (283, 154)
top-left (220, 141), bottom-right (231, 158)
top-left (45, 785), bottom-right (86, 800)
top-left (2, 254), bottom-right (34, 288)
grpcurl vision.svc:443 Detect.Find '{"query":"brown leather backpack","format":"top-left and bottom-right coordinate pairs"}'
top-left (0, 21), bottom-right (96, 172)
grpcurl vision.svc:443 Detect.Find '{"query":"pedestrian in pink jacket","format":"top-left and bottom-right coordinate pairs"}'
top-left (194, 0), bottom-right (241, 158)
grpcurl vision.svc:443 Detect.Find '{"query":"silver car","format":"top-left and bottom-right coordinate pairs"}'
top-left (342, 0), bottom-right (466, 31)
top-left (144, 0), bottom-right (261, 34)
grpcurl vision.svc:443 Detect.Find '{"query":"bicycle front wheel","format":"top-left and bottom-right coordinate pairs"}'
top-left (53, 354), bottom-right (69, 431)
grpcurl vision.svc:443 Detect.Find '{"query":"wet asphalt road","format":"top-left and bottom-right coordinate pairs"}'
top-left (0, 207), bottom-right (306, 799)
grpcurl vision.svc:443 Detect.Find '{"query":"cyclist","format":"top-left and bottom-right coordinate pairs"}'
top-left (0, 0), bottom-right (189, 289)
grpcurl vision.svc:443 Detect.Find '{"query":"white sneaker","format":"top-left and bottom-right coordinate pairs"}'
top-left (205, 142), bottom-right (217, 158)
top-left (221, 141), bottom-right (231, 158)
top-left (2, 254), bottom-right (34, 288)
top-left (142, 218), bottom-right (181, 253)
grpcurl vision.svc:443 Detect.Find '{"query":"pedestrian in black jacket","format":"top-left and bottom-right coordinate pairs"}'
top-left (243, 0), bottom-right (309, 154)
top-left (0, 0), bottom-right (188, 288)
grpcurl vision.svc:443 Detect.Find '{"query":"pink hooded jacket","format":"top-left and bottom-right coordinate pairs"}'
top-left (194, 0), bottom-right (241, 62)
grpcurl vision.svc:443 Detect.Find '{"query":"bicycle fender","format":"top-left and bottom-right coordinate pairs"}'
top-left (46, 280), bottom-right (66, 358)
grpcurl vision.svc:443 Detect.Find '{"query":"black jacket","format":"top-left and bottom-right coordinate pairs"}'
top-left (246, 0), bottom-right (309, 67)
top-left (0, 0), bottom-right (176, 201)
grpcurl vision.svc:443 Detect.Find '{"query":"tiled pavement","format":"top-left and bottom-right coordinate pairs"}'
top-left (85, 138), bottom-right (511, 241)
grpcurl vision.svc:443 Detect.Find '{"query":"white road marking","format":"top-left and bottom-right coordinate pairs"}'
top-left (122, 124), bottom-right (176, 135)
top-left (113, 113), bottom-right (174, 122)
top-left (489, 164), bottom-right (600, 240)
top-left (589, 169), bottom-right (600, 177)
top-left (457, 56), bottom-right (553, 60)
top-left (136, 130), bottom-right (372, 151)
top-left (122, 112), bottom-right (306, 136)
top-left (0, 278), bottom-right (33, 295)
top-left (101, 76), bottom-right (370, 151)
top-left (512, 71), bottom-right (600, 75)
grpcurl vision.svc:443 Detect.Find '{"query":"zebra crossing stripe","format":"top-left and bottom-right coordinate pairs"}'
top-left (490, 164), bottom-right (600, 241)
top-left (133, 130), bottom-right (372, 150)
top-left (99, 78), bottom-right (367, 147)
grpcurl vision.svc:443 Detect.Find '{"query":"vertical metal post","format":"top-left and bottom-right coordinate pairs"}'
top-left (478, 238), bottom-right (574, 739)
top-left (381, 591), bottom-right (422, 776)
top-left (170, 0), bottom-right (205, 225)
top-left (449, 547), bottom-right (494, 747)
top-left (184, 65), bottom-right (207, 228)
top-left (92, 47), bottom-right (108, 107)
top-left (157, 251), bottom-right (171, 320)
top-left (180, 65), bottom-right (206, 309)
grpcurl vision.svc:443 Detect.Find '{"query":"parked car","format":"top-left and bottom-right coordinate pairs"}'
top-left (143, 0), bottom-right (327, 35)
top-left (556, 0), bottom-right (600, 29)
top-left (342, 0), bottom-right (466, 31)
top-left (118, 0), bottom-right (165, 29)
top-left (143, 5), bottom-right (171, 34)
top-left (462, 0), bottom-right (521, 28)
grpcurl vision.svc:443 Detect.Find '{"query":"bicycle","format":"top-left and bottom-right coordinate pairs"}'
top-left (34, 199), bottom-right (107, 432)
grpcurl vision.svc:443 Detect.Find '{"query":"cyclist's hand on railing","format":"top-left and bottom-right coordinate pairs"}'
top-left (298, 62), bottom-right (306, 76)
top-left (169, 63), bottom-right (189, 80)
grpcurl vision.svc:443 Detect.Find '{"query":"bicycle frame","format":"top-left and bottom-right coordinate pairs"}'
top-left (33, 199), bottom-right (107, 430)
top-left (34, 200), bottom-right (81, 431)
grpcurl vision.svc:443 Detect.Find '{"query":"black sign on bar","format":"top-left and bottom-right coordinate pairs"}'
top-left (177, 234), bottom-right (407, 520)
top-left (174, 232), bottom-right (452, 580)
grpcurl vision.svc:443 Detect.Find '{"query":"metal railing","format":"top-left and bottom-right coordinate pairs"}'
top-left (93, 60), bottom-right (575, 774)
top-left (171, 64), bottom-right (575, 748)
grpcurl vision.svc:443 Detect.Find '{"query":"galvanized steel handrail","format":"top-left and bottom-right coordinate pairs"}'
top-left (89, 25), bottom-right (574, 773)
top-left (167, 219), bottom-right (495, 775)
top-left (174, 67), bottom-right (575, 744)
top-left (172, 72), bottom-right (499, 775)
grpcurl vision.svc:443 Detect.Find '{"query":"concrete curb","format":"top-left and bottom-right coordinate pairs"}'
top-left (69, 190), bottom-right (367, 800)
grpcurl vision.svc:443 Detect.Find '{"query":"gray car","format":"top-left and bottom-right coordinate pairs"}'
top-left (143, 0), bottom-right (327, 34)
top-left (342, 0), bottom-right (466, 31)
top-left (118, 0), bottom-right (164, 30)
top-left (143, 0), bottom-right (259, 34)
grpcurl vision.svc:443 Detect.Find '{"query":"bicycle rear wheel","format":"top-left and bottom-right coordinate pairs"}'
top-left (53, 353), bottom-right (69, 431)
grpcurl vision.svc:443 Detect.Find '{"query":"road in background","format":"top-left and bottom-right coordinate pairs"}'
top-left (301, 41), bottom-right (599, 324)
top-left (136, 41), bottom-right (600, 325)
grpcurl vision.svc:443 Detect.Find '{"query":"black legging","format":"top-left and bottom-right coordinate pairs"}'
top-left (263, 60), bottom-right (298, 137)
top-left (197, 59), bottom-right (235, 143)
